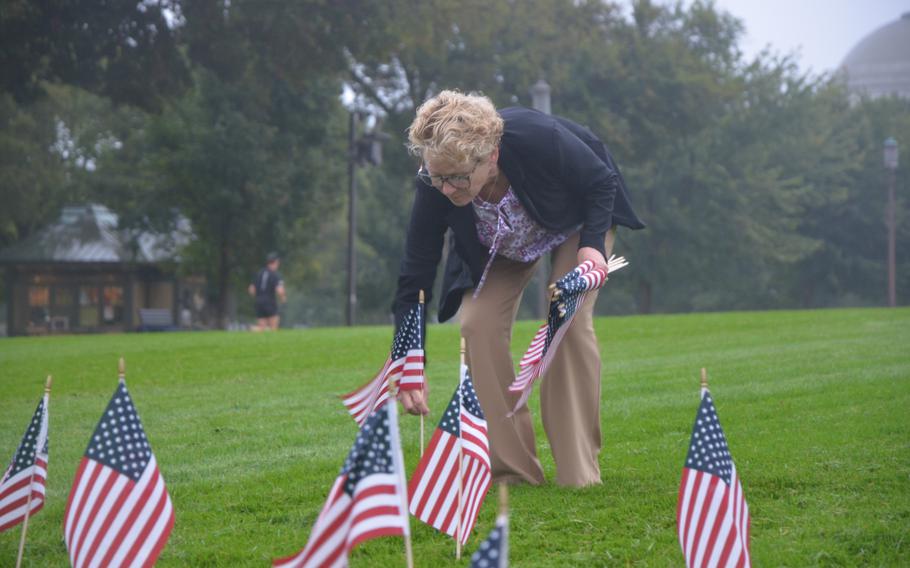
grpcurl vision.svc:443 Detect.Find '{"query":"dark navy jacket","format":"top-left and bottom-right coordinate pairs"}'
top-left (393, 106), bottom-right (644, 325)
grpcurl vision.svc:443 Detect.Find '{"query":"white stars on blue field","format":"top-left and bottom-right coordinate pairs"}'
top-left (85, 383), bottom-right (151, 481)
top-left (5, 399), bottom-right (47, 477)
top-left (341, 407), bottom-right (395, 496)
top-left (392, 304), bottom-right (423, 359)
top-left (684, 393), bottom-right (733, 485)
top-left (460, 370), bottom-right (484, 420)
top-left (470, 517), bottom-right (506, 568)
top-left (438, 387), bottom-right (462, 437)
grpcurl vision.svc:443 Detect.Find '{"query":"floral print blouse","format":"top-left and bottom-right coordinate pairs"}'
top-left (471, 187), bottom-right (577, 296)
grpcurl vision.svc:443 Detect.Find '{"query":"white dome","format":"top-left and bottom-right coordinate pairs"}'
top-left (841, 13), bottom-right (910, 99)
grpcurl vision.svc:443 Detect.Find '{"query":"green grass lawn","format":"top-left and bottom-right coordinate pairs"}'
top-left (1, 307), bottom-right (909, 567)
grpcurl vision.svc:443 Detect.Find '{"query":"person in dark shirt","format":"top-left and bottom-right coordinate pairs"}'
top-left (248, 252), bottom-right (286, 331)
top-left (393, 90), bottom-right (644, 487)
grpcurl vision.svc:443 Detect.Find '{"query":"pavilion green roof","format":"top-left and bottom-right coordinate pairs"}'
top-left (0, 204), bottom-right (192, 265)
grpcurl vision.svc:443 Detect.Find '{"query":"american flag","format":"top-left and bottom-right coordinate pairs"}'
top-left (509, 257), bottom-right (626, 414)
top-left (409, 364), bottom-right (491, 545)
top-left (342, 302), bottom-right (425, 425)
top-left (677, 389), bottom-right (751, 568)
top-left (470, 512), bottom-right (508, 568)
top-left (63, 380), bottom-right (174, 568)
top-left (0, 394), bottom-right (49, 533)
top-left (273, 403), bottom-right (410, 567)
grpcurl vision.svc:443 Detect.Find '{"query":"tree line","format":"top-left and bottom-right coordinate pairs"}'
top-left (1, 0), bottom-right (907, 327)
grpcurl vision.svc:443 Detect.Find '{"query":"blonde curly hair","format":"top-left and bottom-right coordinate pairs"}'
top-left (407, 90), bottom-right (504, 167)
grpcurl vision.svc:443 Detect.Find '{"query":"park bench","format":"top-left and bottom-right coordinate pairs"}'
top-left (137, 308), bottom-right (177, 332)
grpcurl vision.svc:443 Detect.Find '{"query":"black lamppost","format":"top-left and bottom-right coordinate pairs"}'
top-left (347, 112), bottom-right (386, 326)
top-left (530, 79), bottom-right (552, 318)
top-left (884, 137), bottom-right (899, 307)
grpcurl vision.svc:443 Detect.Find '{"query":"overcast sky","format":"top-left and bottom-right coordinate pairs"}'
top-left (659, 0), bottom-right (910, 75)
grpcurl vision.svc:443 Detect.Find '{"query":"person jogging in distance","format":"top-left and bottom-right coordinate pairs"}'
top-left (248, 252), bottom-right (286, 331)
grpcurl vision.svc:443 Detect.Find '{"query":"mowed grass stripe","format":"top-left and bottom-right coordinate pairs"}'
top-left (1, 307), bottom-right (908, 566)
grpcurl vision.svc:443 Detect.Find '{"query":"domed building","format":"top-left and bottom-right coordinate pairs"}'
top-left (841, 12), bottom-right (910, 100)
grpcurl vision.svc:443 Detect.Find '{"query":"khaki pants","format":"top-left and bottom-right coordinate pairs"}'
top-left (459, 229), bottom-right (615, 487)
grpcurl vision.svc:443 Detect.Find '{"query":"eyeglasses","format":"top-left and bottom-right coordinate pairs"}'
top-left (416, 160), bottom-right (481, 191)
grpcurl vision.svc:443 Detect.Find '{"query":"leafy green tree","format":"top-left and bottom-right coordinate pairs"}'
top-left (0, 83), bottom-right (139, 248)
top-left (790, 95), bottom-right (910, 307)
top-left (0, 0), bottom-right (189, 109)
top-left (137, 70), bottom-right (347, 326)
top-left (0, 93), bottom-right (66, 247)
top-left (0, 0), bottom-right (189, 258)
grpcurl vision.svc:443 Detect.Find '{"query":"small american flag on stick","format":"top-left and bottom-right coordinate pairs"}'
top-left (0, 384), bottom-right (50, 533)
top-left (677, 380), bottom-right (751, 568)
top-left (341, 298), bottom-right (425, 425)
top-left (509, 256), bottom-right (628, 414)
top-left (408, 363), bottom-right (491, 545)
top-left (273, 402), bottom-right (411, 568)
top-left (470, 511), bottom-right (508, 568)
top-left (63, 375), bottom-right (174, 568)
top-left (470, 484), bottom-right (509, 568)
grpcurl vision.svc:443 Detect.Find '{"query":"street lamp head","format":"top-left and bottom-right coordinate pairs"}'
top-left (530, 79), bottom-right (551, 115)
top-left (884, 137), bottom-right (899, 170)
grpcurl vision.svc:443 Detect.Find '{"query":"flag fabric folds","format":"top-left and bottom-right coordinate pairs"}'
top-left (0, 394), bottom-right (49, 533)
top-left (342, 302), bottom-right (425, 425)
top-left (63, 380), bottom-right (174, 568)
top-left (676, 389), bottom-right (751, 568)
top-left (509, 256), bottom-right (628, 414)
top-left (340, 360), bottom-right (394, 427)
top-left (470, 512), bottom-right (509, 568)
top-left (409, 364), bottom-right (491, 545)
top-left (273, 403), bottom-right (410, 568)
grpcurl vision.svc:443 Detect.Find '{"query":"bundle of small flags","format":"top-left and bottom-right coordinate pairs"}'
top-left (509, 255), bottom-right (628, 414)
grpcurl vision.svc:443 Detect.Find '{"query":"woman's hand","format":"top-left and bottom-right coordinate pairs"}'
top-left (398, 385), bottom-right (430, 416)
top-left (577, 246), bottom-right (606, 269)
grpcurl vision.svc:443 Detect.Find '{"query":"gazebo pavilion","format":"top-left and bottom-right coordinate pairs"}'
top-left (0, 204), bottom-right (198, 336)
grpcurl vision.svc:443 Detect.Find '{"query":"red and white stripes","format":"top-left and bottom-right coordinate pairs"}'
top-left (341, 360), bottom-right (393, 426)
top-left (390, 349), bottom-right (426, 392)
top-left (0, 392), bottom-right (50, 533)
top-left (408, 425), bottom-right (491, 545)
top-left (63, 455), bottom-right (174, 568)
top-left (408, 366), bottom-right (491, 546)
top-left (341, 348), bottom-right (425, 426)
top-left (0, 457), bottom-right (48, 532)
top-left (676, 464), bottom-right (751, 568)
top-left (273, 473), bottom-right (407, 568)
